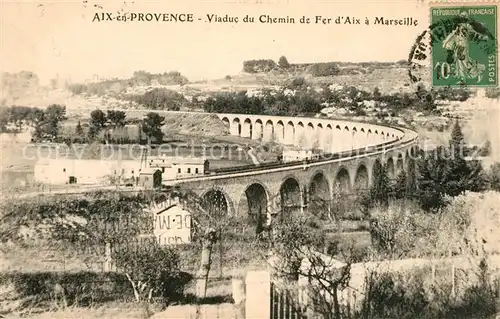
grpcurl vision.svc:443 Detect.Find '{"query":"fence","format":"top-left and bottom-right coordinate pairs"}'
top-left (245, 255), bottom-right (500, 319)
top-left (270, 281), bottom-right (307, 319)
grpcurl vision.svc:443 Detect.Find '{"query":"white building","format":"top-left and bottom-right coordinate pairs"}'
top-left (282, 149), bottom-right (314, 162)
top-left (34, 156), bottom-right (207, 185)
top-left (147, 155), bottom-right (206, 181)
top-left (34, 159), bottom-right (139, 185)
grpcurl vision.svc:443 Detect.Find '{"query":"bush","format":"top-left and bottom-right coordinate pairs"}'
top-left (358, 266), bottom-right (498, 319)
top-left (309, 62), bottom-right (340, 77)
top-left (487, 162), bottom-right (500, 191)
top-left (113, 243), bottom-right (187, 303)
top-left (242, 59), bottom-right (277, 73)
top-left (369, 200), bottom-right (436, 258)
top-left (0, 271), bottom-right (133, 308)
top-left (0, 269), bottom-right (192, 311)
top-left (485, 88), bottom-right (500, 99)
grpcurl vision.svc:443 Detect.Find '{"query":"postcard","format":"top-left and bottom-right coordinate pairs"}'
top-left (1, 0), bottom-right (499, 318)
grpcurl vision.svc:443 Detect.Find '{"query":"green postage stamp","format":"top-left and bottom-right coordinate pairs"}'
top-left (430, 4), bottom-right (498, 87)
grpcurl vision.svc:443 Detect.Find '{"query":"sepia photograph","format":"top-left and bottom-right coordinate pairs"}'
top-left (0, 0), bottom-right (499, 318)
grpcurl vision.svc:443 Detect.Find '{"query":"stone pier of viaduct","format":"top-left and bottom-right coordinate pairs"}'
top-left (167, 112), bottom-right (419, 225)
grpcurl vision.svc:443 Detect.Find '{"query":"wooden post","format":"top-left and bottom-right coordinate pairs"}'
top-left (232, 277), bottom-right (246, 319)
top-left (451, 263), bottom-right (456, 299)
top-left (103, 242), bottom-right (111, 272)
top-left (431, 263), bottom-right (436, 283)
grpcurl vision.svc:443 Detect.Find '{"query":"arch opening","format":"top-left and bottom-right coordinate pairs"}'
top-left (241, 118), bottom-right (252, 138)
top-left (334, 168), bottom-right (351, 194)
top-left (231, 118), bottom-right (241, 136)
top-left (285, 121), bottom-right (295, 144)
top-left (308, 172), bottom-right (331, 216)
top-left (238, 183), bottom-right (268, 234)
top-left (253, 119), bottom-right (263, 140)
top-left (396, 154), bottom-right (404, 175)
top-left (276, 121), bottom-right (285, 143)
top-left (280, 177), bottom-right (302, 218)
top-left (295, 122), bottom-right (305, 146)
top-left (201, 189), bottom-right (229, 218)
top-left (386, 157), bottom-right (395, 179)
top-left (354, 164), bottom-right (369, 191)
top-left (264, 120), bottom-right (274, 142)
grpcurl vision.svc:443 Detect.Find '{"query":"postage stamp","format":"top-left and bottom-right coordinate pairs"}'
top-left (430, 4), bottom-right (498, 87)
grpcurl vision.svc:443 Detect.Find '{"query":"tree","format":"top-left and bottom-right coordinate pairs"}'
top-left (291, 77), bottom-right (306, 88)
top-left (141, 112), bottom-right (165, 145)
top-left (365, 161), bottom-right (390, 209)
top-left (392, 170), bottom-right (408, 199)
top-left (488, 162), bottom-right (500, 191)
top-left (309, 62), bottom-right (340, 77)
top-left (401, 93), bottom-right (411, 108)
top-left (114, 243), bottom-right (182, 303)
top-left (278, 55), bottom-right (290, 69)
top-left (107, 110), bottom-right (126, 129)
top-left (268, 215), bottom-right (353, 319)
top-left (445, 121), bottom-right (486, 197)
top-left (406, 157), bottom-right (417, 194)
top-left (75, 121), bottom-right (84, 136)
top-left (32, 104), bottom-right (66, 142)
top-left (449, 120), bottom-right (466, 156)
top-left (172, 187), bottom-right (238, 299)
top-left (372, 87), bottom-right (381, 101)
top-left (415, 147), bottom-right (450, 210)
top-left (415, 145), bottom-right (486, 210)
top-left (88, 109), bottom-right (107, 140)
top-left (423, 93), bottom-right (436, 111)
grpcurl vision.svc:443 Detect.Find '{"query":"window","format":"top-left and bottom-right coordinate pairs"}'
top-left (187, 168), bottom-right (191, 173)
top-left (162, 167), bottom-right (165, 173)
top-left (132, 170), bottom-right (134, 174)
top-left (177, 168), bottom-right (181, 173)
top-left (195, 168), bottom-right (199, 174)
top-left (63, 168), bottom-right (66, 173)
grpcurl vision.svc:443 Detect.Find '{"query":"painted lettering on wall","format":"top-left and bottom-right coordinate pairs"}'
top-left (152, 203), bottom-right (192, 245)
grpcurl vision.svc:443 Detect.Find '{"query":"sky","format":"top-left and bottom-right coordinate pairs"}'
top-left (1, 0), bottom-right (430, 84)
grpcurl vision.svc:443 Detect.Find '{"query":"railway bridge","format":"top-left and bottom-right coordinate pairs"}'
top-left (168, 113), bottom-right (419, 225)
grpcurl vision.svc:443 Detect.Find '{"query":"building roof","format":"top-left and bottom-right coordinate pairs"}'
top-left (139, 168), bottom-right (162, 175)
top-left (149, 156), bottom-right (206, 165)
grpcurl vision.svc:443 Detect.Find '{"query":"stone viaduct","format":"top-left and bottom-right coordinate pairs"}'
top-left (216, 113), bottom-right (405, 152)
top-left (169, 112), bottom-right (419, 224)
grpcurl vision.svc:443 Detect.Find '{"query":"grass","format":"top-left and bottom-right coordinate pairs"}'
top-left (8, 302), bottom-right (158, 319)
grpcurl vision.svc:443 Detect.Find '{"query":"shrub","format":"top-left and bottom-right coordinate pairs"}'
top-left (0, 271), bottom-right (133, 308)
top-left (358, 265), bottom-right (498, 319)
top-left (113, 242), bottom-right (189, 304)
top-left (309, 62), bottom-right (340, 77)
top-left (242, 59), bottom-right (277, 73)
top-left (369, 200), bottom-right (436, 259)
top-left (487, 162), bottom-right (500, 191)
